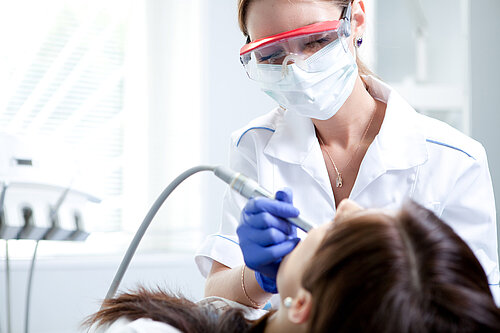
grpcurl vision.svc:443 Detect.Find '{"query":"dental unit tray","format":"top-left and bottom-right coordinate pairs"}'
top-left (0, 135), bottom-right (100, 242)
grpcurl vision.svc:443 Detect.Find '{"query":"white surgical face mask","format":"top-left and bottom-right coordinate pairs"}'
top-left (257, 38), bottom-right (358, 120)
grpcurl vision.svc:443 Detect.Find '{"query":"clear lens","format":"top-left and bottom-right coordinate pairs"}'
top-left (240, 29), bottom-right (342, 83)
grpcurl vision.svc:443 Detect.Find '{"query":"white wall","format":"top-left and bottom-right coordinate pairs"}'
top-left (469, 0), bottom-right (500, 246)
top-left (376, 0), bottom-right (467, 85)
top-left (0, 251), bottom-right (204, 333)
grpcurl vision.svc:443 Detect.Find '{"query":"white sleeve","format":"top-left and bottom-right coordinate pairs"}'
top-left (440, 148), bottom-right (500, 303)
top-left (195, 136), bottom-right (258, 278)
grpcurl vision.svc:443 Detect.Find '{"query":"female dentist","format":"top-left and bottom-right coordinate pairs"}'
top-left (195, 0), bottom-right (499, 308)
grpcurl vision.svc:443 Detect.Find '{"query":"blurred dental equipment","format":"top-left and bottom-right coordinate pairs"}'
top-left (0, 134), bottom-right (100, 333)
top-left (0, 134), bottom-right (100, 241)
top-left (406, 0), bottom-right (429, 82)
top-left (104, 165), bottom-right (317, 301)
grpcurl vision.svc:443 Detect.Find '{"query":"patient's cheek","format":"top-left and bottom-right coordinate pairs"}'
top-left (277, 251), bottom-right (306, 297)
top-left (277, 270), bottom-right (301, 299)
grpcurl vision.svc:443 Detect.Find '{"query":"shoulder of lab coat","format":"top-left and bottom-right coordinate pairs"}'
top-left (421, 110), bottom-right (486, 161)
top-left (89, 317), bottom-right (181, 333)
top-left (423, 113), bottom-right (499, 283)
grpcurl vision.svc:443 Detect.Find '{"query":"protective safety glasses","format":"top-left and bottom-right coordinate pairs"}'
top-left (240, 3), bottom-right (352, 83)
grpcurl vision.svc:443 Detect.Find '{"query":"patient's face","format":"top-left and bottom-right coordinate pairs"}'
top-left (276, 199), bottom-right (364, 299)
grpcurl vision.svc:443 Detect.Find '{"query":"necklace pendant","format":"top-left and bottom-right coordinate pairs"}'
top-left (336, 174), bottom-right (343, 188)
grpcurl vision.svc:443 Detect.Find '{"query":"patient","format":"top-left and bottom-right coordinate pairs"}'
top-left (85, 200), bottom-right (500, 332)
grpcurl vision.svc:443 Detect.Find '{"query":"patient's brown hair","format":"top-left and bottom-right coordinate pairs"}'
top-left (83, 287), bottom-right (253, 332)
top-left (303, 201), bottom-right (500, 332)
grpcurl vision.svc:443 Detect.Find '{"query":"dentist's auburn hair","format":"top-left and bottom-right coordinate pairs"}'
top-left (302, 201), bottom-right (500, 333)
top-left (237, 0), bottom-right (373, 76)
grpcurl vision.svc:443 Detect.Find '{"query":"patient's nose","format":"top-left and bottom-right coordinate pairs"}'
top-left (335, 199), bottom-right (363, 223)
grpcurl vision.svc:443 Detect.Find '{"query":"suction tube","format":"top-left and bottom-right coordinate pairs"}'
top-left (104, 165), bottom-right (215, 301)
top-left (103, 165), bottom-right (316, 301)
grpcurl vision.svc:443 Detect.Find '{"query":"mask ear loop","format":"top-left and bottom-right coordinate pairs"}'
top-left (281, 55), bottom-right (293, 77)
top-left (339, 35), bottom-right (349, 53)
top-left (280, 54), bottom-right (305, 77)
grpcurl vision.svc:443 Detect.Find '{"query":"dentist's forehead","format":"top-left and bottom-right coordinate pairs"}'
top-left (245, 0), bottom-right (341, 41)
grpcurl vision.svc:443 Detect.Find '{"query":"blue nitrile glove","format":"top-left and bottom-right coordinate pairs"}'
top-left (237, 188), bottom-right (300, 294)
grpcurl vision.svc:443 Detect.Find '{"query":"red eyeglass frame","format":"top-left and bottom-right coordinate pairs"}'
top-left (239, 20), bottom-right (343, 56)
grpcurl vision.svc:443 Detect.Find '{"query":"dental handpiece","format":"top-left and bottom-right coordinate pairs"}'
top-left (213, 166), bottom-right (317, 232)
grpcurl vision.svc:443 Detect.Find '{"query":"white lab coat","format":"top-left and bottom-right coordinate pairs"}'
top-left (195, 75), bottom-right (499, 299)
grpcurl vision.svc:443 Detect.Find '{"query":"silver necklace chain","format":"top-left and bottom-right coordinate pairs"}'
top-left (317, 109), bottom-right (376, 188)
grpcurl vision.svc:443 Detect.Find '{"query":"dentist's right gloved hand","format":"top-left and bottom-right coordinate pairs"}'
top-left (237, 188), bottom-right (300, 294)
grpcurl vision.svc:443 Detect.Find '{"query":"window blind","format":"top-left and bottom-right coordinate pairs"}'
top-left (0, 0), bottom-right (130, 232)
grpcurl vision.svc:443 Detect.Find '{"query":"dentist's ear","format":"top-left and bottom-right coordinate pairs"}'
top-left (287, 288), bottom-right (312, 324)
top-left (351, 0), bottom-right (367, 38)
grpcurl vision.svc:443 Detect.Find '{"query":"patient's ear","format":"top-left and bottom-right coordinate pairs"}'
top-left (287, 288), bottom-right (312, 324)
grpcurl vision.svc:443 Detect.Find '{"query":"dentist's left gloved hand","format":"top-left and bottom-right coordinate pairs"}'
top-left (237, 188), bottom-right (300, 294)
